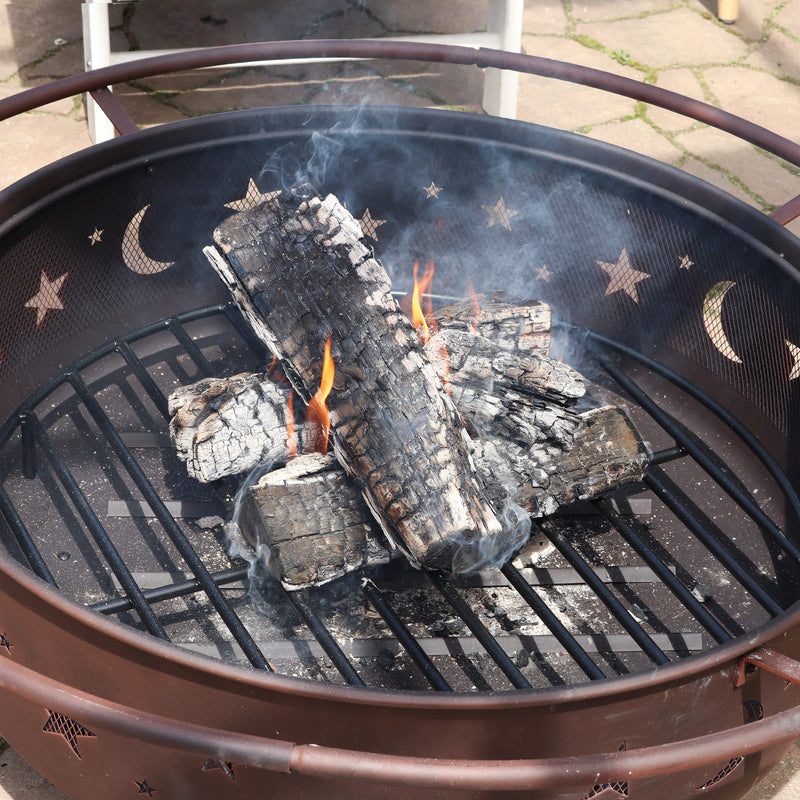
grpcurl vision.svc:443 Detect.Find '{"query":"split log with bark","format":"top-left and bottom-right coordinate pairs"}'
top-left (233, 406), bottom-right (649, 589)
top-left (203, 191), bottom-right (506, 571)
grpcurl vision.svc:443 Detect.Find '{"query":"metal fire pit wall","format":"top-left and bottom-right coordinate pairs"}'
top-left (0, 41), bottom-right (799, 800)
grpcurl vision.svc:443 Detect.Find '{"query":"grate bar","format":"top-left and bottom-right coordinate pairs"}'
top-left (90, 565), bottom-right (250, 614)
top-left (541, 521), bottom-right (670, 665)
top-left (114, 340), bottom-right (170, 420)
top-left (429, 571), bottom-right (532, 689)
top-left (285, 593), bottom-right (364, 686)
top-left (644, 470), bottom-right (784, 616)
top-left (500, 562), bottom-right (605, 681)
top-left (27, 413), bottom-right (168, 639)
top-left (362, 579), bottom-right (452, 691)
top-left (166, 317), bottom-right (216, 377)
top-left (66, 372), bottom-right (273, 671)
top-left (596, 499), bottom-right (732, 643)
top-left (590, 346), bottom-right (800, 565)
top-left (0, 477), bottom-right (55, 585)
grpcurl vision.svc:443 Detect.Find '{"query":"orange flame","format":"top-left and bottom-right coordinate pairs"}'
top-left (306, 334), bottom-right (335, 454)
top-left (411, 260), bottom-right (435, 344)
top-left (285, 389), bottom-right (298, 459)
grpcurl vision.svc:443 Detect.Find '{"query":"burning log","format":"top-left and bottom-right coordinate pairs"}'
top-left (434, 292), bottom-right (552, 354)
top-left (169, 307), bottom-right (585, 482)
top-left (234, 406), bottom-right (649, 590)
top-left (168, 372), bottom-right (295, 483)
top-left (203, 191), bottom-right (505, 572)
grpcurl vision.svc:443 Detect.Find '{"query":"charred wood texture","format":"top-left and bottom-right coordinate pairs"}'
top-left (234, 406), bottom-right (649, 589)
top-left (168, 373), bottom-right (294, 482)
top-left (205, 192), bottom-right (503, 572)
top-left (434, 292), bottom-right (551, 354)
top-left (238, 453), bottom-right (390, 589)
top-left (169, 304), bottom-right (585, 481)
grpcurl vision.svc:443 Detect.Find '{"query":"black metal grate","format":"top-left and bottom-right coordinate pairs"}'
top-left (0, 301), bottom-right (797, 692)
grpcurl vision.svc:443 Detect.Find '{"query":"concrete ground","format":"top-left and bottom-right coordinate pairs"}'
top-left (0, 1), bottom-right (799, 798)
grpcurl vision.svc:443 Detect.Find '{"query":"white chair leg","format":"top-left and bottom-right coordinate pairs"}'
top-left (482, 0), bottom-right (523, 118)
top-left (717, 0), bottom-right (740, 23)
top-left (82, 0), bottom-right (115, 143)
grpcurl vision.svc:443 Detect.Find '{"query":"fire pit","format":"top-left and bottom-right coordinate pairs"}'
top-left (1, 41), bottom-right (800, 800)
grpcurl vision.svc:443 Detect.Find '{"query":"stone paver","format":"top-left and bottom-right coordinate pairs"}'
top-left (0, 2), bottom-right (800, 799)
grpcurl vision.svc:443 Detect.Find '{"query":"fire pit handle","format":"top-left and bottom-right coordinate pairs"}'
top-left (2, 650), bottom-right (800, 791)
top-left (1, 40), bottom-right (799, 173)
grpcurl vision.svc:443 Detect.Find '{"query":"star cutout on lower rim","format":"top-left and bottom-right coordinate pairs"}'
top-left (596, 248), bottom-right (650, 303)
top-left (87, 228), bottom-right (103, 246)
top-left (535, 264), bottom-right (553, 282)
top-left (25, 271), bottom-right (68, 327)
top-left (679, 254), bottom-right (694, 270)
top-left (135, 779), bottom-right (156, 796)
top-left (43, 711), bottom-right (95, 758)
top-left (359, 208), bottom-right (386, 241)
top-left (0, 633), bottom-right (11, 653)
top-left (422, 181), bottom-right (443, 199)
top-left (481, 197), bottom-right (519, 231)
top-left (225, 178), bottom-right (281, 211)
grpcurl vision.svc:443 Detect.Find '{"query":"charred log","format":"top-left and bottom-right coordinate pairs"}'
top-left (237, 453), bottom-right (390, 590)
top-left (169, 311), bottom-right (585, 481)
top-left (235, 406), bottom-right (649, 589)
top-left (204, 191), bottom-right (503, 572)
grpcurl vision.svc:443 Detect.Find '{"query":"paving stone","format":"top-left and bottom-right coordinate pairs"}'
top-left (112, 83), bottom-right (193, 129)
top-left (367, 1), bottom-right (486, 34)
top-left (0, 1), bottom-right (82, 75)
top-left (645, 67), bottom-right (710, 132)
top-left (585, 117), bottom-right (682, 166)
top-left (576, 7), bottom-right (747, 68)
top-left (677, 155), bottom-right (760, 207)
top-left (722, 0), bottom-right (777, 42)
top-left (0, 749), bottom-right (68, 800)
top-left (773, 0), bottom-right (800, 39)
top-left (745, 27), bottom-right (800, 82)
top-left (24, 40), bottom-right (85, 80)
top-left (0, 111), bottom-right (92, 193)
top-left (703, 66), bottom-right (800, 147)
top-left (306, 64), bottom-right (435, 109)
top-left (522, 2), bottom-right (569, 36)
top-left (570, 0), bottom-right (679, 23)
top-left (517, 36), bottom-right (638, 130)
top-left (675, 124), bottom-right (798, 206)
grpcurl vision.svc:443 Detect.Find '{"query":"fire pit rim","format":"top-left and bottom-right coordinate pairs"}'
top-left (0, 103), bottom-right (799, 706)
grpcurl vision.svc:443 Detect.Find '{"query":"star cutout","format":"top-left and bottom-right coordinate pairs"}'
top-left (596, 248), bottom-right (650, 303)
top-left (422, 181), bottom-right (443, 199)
top-left (87, 228), bottom-right (103, 246)
top-left (679, 254), bottom-right (694, 270)
top-left (481, 197), bottom-right (519, 231)
top-left (0, 633), bottom-right (11, 653)
top-left (786, 340), bottom-right (800, 381)
top-left (359, 208), bottom-right (386, 241)
top-left (202, 759), bottom-right (236, 780)
top-left (135, 779), bottom-right (156, 796)
top-left (225, 178), bottom-right (281, 211)
top-left (535, 264), bottom-right (553, 282)
top-left (581, 742), bottom-right (628, 799)
top-left (43, 711), bottom-right (95, 758)
top-left (25, 271), bottom-right (68, 327)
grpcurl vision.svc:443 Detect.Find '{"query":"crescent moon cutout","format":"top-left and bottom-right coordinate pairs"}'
top-left (786, 340), bottom-right (800, 381)
top-left (702, 281), bottom-right (742, 364)
top-left (122, 205), bottom-right (175, 274)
